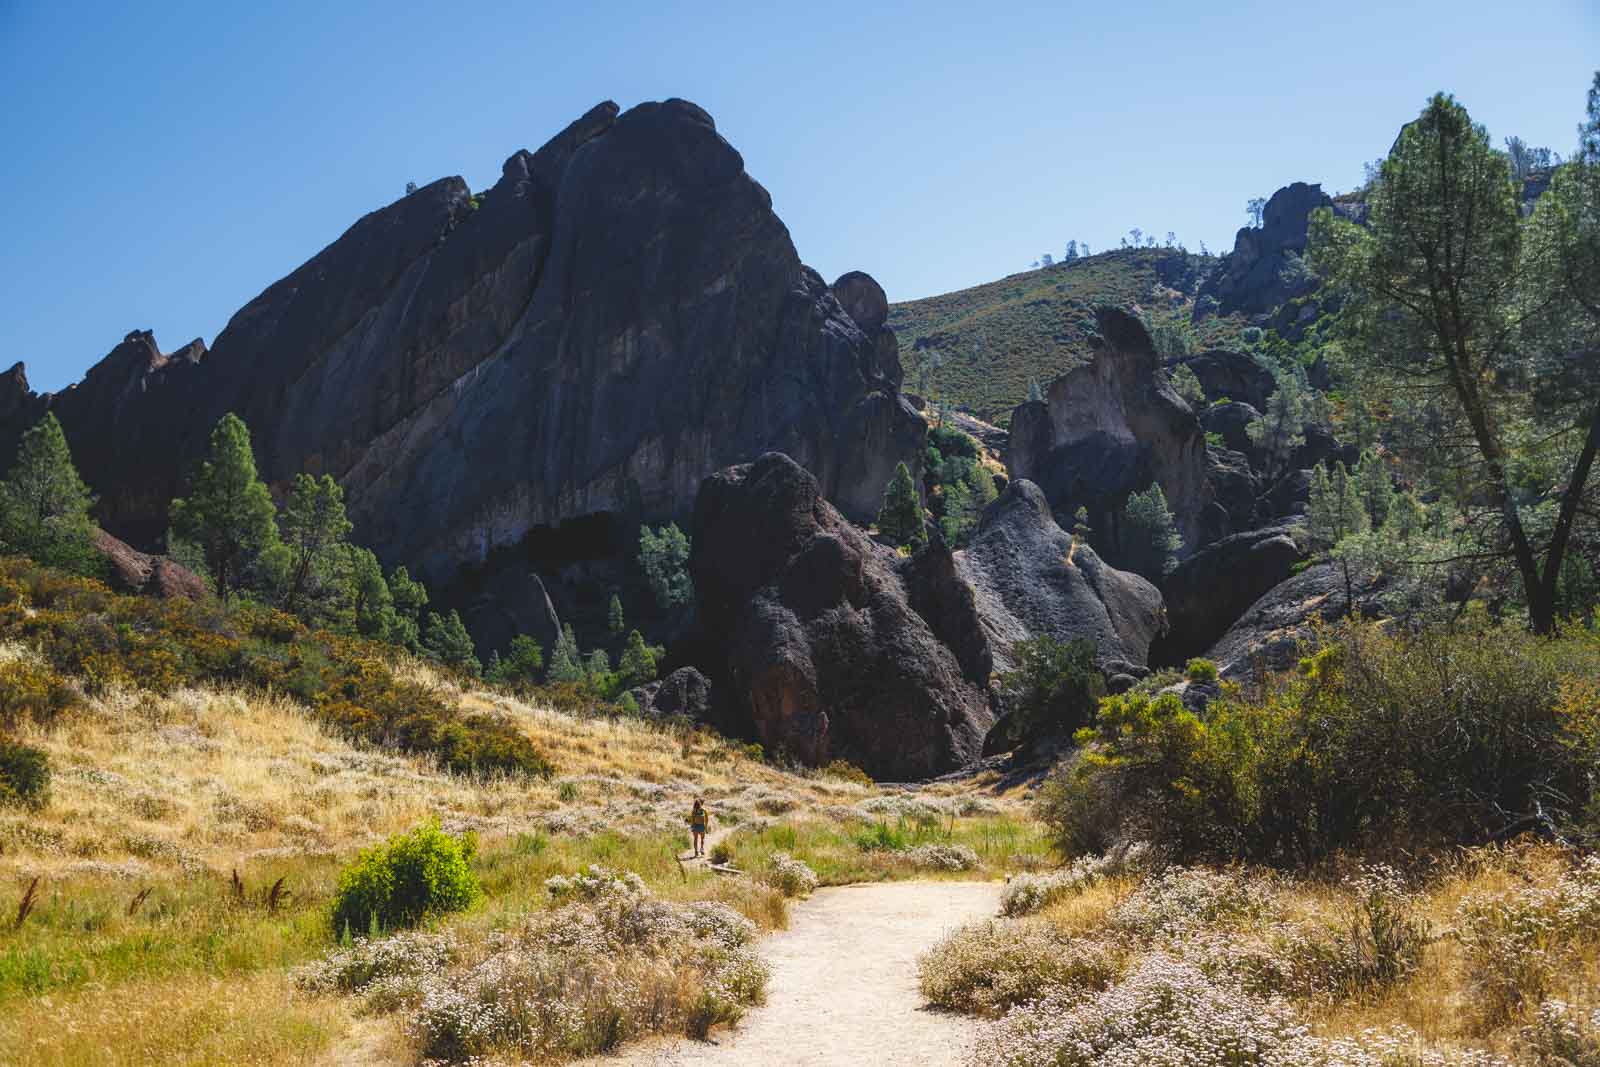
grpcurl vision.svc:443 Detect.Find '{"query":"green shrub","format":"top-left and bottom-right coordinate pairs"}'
top-left (1183, 657), bottom-right (1219, 685)
top-left (998, 635), bottom-right (1103, 749)
top-left (0, 737), bottom-right (51, 808)
top-left (330, 822), bottom-right (481, 936)
top-left (819, 759), bottom-right (873, 785)
top-left (0, 658), bottom-right (79, 729)
top-left (854, 819), bottom-right (911, 852)
top-left (1049, 621), bottom-right (1600, 863)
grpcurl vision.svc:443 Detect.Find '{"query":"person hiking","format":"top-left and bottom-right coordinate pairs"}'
top-left (689, 797), bottom-right (710, 858)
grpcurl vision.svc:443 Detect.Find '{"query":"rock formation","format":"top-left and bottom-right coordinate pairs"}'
top-left (1196, 182), bottom-right (1332, 321)
top-left (1006, 307), bottom-right (1215, 550)
top-left (957, 480), bottom-right (1166, 674)
top-left (0, 100), bottom-right (925, 630)
top-left (1151, 523), bottom-right (1305, 665)
top-left (92, 529), bottom-right (206, 600)
top-left (688, 452), bottom-right (993, 779)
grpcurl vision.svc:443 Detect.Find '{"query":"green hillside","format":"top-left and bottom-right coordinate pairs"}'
top-left (888, 247), bottom-right (1251, 423)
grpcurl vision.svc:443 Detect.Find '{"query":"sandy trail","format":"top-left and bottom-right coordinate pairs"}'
top-left (581, 880), bottom-right (1000, 1067)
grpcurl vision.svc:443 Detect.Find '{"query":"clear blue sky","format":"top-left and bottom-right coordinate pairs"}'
top-left (3, 0), bottom-right (1596, 392)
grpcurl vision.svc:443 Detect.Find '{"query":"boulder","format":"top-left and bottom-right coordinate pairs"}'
top-left (689, 452), bottom-right (993, 779)
top-left (832, 271), bottom-right (889, 334)
top-left (1150, 523), bottom-right (1305, 665)
top-left (957, 480), bottom-right (1166, 674)
top-left (1, 100), bottom-right (926, 631)
top-left (1005, 307), bottom-right (1214, 550)
top-left (1175, 350), bottom-right (1276, 411)
top-left (631, 666), bottom-right (713, 721)
top-left (1201, 400), bottom-right (1260, 457)
top-left (1205, 562), bottom-right (1384, 680)
top-left (92, 529), bottom-right (206, 600)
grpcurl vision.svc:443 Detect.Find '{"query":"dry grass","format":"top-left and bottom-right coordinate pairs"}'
top-left (0, 640), bottom-right (1020, 1065)
top-left (923, 843), bottom-right (1600, 1065)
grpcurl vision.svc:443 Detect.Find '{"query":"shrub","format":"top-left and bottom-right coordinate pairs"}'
top-left (0, 657), bottom-right (78, 729)
top-left (820, 759), bottom-right (873, 786)
top-left (708, 841), bottom-right (735, 866)
top-left (918, 919), bottom-right (1120, 1015)
top-left (998, 635), bottom-right (1104, 749)
top-left (0, 737), bottom-right (50, 808)
top-left (331, 822), bottom-right (481, 936)
top-left (1000, 855), bottom-right (1112, 917)
top-left (1329, 864), bottom-right (1430, 994)
top-left (902, 843), bottom-right (979, 871)
top-left (1184, 657), bottom-right (1219, 685)
top-left (1523, 1000), bottom-right (1600, 1066)
top-left (761, 853), bottom-right (819, 898)
top-left (1053, 621), bottom-right (1600, 863)
top-left (854, 819), bottom-right (911, 852)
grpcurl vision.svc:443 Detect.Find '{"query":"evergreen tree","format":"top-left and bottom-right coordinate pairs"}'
top-left (1353, 450), bottom-right (1394, 529)
top-left (1117, 484), bottom-right (1183, 582)
top-left (617, 629), bottom-right (661, 689)
top-left (1306, 461), bottom-right (1370, 614)
top-left (387, 565), bottom-right (428, 650)
top-left (1246, 372), bottom-right (1307, 482)
top-left (277, 473), bottom-right (353, 617)
top-left (1311, 86), bottom-right (1600, 632)
top-left (939, 479), bottom-right (974, 547)
top-left (875, 462), bottom-right (926, 551)
top-left (582, 649), bottom-right (613, 688)
top-left (970, 464), bottom-right (999, 513)
top-left (423, 610), bottom-right (480, 676)
top-left (0, 413), bottom-right (98, 573)
top-left (1027, 378), bottom-right (1044, 403)
top-left (638, 524), bottom-right (693, 610)
top-left (1344, 390), bottom-right (1380, 453)
top-left (169, 413), bottom-right (279, 603)
top-left (1071, 506), bottom-right (1093, 545)
top-left (546, 623), bottom-right (583, 684)
top-left (487, 635), bottom-right (543, 688)
top-left (607, 593), bottom-right (625, 637)
top-left (348, 546), bottom-right (395, 638)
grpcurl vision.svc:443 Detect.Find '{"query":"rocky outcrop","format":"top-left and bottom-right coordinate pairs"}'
top-left (458, 569), bottom-right (562, 667)
top-left (688, 452), bottom-right (992, 779)
top-left (1204, 562), bottom-right (1383, 680)
top-left (92, 529), bottom-right (206, 600)
top-left (1197, 182), bottom-right (1332, 321)
top-left (1150, 523), bottom-right (1305, 666)
top-left (1, 100), bottom-right (925, 622)
top-left (1175, 350), bottom-right (1276, 412)
top-left (631, 666), bottom-right (713, 721)
top-left (1201, 401), bottom-right (1260, 457)
top-left (957, 480), bottom-right (1166, 674)
top-left (1005, 307), bottom-right (1214, 550)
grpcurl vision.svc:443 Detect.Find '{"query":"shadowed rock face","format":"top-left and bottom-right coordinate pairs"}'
top-left (957, 480), bottom-right (1166, 675)
top-left (1151, 523), bottom-right (1305, 666)
top-left (1198, 182), bottom-right (1332, 320)
top-left (1006, 307), bottom-right (1215, 551)
top-left (689, 453), bottom-right (993, 780)
top-left (1, 100), bottom-right (924, 606)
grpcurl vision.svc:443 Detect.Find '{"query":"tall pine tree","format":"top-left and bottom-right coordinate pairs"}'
top-left (876, 462), bottom-right (926, 551)
top-left (169, 413), bottom-right (278, 603)
top-left (0, 413), bottom-right (98, 573)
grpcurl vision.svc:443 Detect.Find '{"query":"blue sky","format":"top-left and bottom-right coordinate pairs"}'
top-left (2, 0), bottom-right (1596, 392)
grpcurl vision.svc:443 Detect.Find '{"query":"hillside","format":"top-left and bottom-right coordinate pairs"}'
top-left (887, 247), bottom-right (1259, 423)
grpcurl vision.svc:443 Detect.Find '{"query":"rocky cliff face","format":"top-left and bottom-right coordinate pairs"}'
top-left (1006, 307), bottom-right (1215, 551)
top-left (688, 452), bottom-right (994, 779)
top-left (1, 100), bottom-right (924, 606)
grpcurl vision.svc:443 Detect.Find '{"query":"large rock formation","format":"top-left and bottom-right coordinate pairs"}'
top-left (1151, 523), bottom-right (1305, 665)
top-left (1196, 182), bottom-right (1332, 320)
top-left (1006, 307), bottom-right (1214, 550)
top-left (1, 100), bottom-right (924, 620)
top-left (92, 529), bottom-right (206, 601)
top-left (1204, 562), bottom-right (1384, 680)
top-left (688, 452), bottom-right (993, 779)
top-left (958, 480), bottom-right (1166, 674)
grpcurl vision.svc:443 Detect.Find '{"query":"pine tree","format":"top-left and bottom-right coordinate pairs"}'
top-left (1246, 372), bottom-right (1307, 482)
top-left (1353, 450), bottom-right (1394, 529)
top-left (0, 412), bottom-right (97, 573)
top-left (169, 413), bottom-right (279, 603)
top-left (1306, 461), bottom-right (1369, 614)
top-left (424, 609), bottom-right (480, 676)
top-left (278, 473), bottom-right (353, 617)
top-left (1071, 506), bottom-right (1093, 545)
top-left (1117, 485), bottom-right (1182, 582)
top-left (387, 565), bottom-right (428, 650)
top-left (607, 593), bottom-right (625, 637)
top-left (348, 546), bottom-right (395, 638)
top-left (1026, 378), bottom-right (1045, 403)
top-left (875, 462), bottom-right (925, 551)
top-left (617, 629), bottom-right (661, 688)
top-left (487, 635), bottom-right (542, 687)
top-left (638, 524), bottom-right (693, 609)
top-left (546, 623), bottom-right (583, 684)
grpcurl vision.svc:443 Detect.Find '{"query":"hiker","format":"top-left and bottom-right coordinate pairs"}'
top-left (689, 796), bottom-right (710, 858)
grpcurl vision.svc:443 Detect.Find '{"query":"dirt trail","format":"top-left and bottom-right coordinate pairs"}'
top-left (581, 880), bottom-right (1000, 1067)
